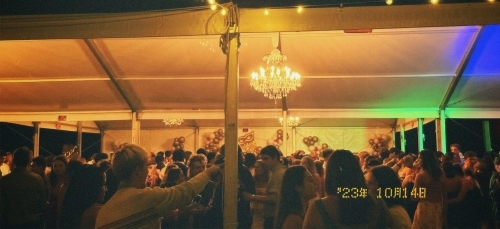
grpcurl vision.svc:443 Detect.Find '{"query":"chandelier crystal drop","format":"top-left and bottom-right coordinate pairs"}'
top-left (163, 119), bottom-right (184, 126)
top-left (279, 116), bottom-right (300, 127)
top-left (250, 48), bottom-right (301, 99)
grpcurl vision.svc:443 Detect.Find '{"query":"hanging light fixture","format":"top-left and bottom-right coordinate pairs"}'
top-left (279, 117), bottom-right (300, 127)
top-left (163, 119), bottom-right (183, 126)
top-left (250, 34), bottom-right (301, 99)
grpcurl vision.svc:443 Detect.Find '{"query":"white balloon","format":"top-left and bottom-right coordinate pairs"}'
top-left (209, 133), bottom-right (216, 139)
top-left (374, 138), bottom-right (379, 144)
top-left (308, 145), bottom-right (315, 152)
top-left (278, 139), bottom-right (283, 145)
top-left (370, 133), bottom-right (377, 139)
top-left (314, 142), bottom-right (319, 147)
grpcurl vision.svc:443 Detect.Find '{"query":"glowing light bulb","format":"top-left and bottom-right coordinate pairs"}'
top-left (221, 8), bottom-right (227, 15)
top-left (487, 0), bottom-right (494, 2)
top-left (386, 0), bottom-right (393, 5)
top-left (207, 0), bottom-right (215, 4)
top-left (210, 4), bottom-right (217, 10)
top-left (430, 0), bottom-right (439, 4)
top-left (297, 6), bottom-right (304, 13)
top-left (264, 8), bottom-right (269, 15)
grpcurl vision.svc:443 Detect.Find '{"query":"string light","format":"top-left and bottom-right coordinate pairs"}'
top-left (207, 0), bottom-right (215, 5)
top-left (221, 7), bottom-right (227, 15)
top-left (430, 0), bottom-right (439, 4)
top-left (210, 4), bottom-right (217, 10)
top-left (264, 8), bottom-right (269, 15)
top-left (297, 6), bottom-right (304, 13)
top-left (386, 0), bottom-right (393, 5)
top-left (487, 0), bottom-right (495, 2)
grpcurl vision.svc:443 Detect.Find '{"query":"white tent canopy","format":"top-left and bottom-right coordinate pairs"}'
top-left (1, 2), bottom-right (500, 132)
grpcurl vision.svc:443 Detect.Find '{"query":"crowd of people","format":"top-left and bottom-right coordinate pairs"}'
top-left (1, 142), bottom-right (500, 229)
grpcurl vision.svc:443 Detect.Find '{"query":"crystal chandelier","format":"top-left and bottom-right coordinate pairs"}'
top-left (279, 117), bottom-right (300, 127)
top-left (163, 119), bottom-right (183, 126)
top-left (250, 48), bottom-right (301, 99)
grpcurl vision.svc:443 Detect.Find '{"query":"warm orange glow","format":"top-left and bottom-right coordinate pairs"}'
top-left (207, 0), bottom-right (215, 5)
top-left (386, 0), bottom-right (393, 5)
top-left (221, 8), bottom-right (227, 15)
top-left (264, 8), bottom-right (269, 15)
top-left (487, 0), bottom-right (495, 2)
top-left (210, 4), bottom-right (217, 10)
top-left (430, 0), bottom-right (439, 4)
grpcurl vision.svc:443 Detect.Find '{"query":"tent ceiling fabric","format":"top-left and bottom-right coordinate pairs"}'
top-left (1, 4), bottom-right (500, 130)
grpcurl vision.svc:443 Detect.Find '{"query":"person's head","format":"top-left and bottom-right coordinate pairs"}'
top-left (188, 154), bottom-right (207, 178)
top-left (450, 143), bottom-right (461, 154)
top-left (112, 144), bottom-right (149, 187)
top-left (494, 156), bottom-right (500, 173)
top-left (322, 149), bottom-right (334, 161)
top-left (293, 150), bottom-right (305, 160)
top-left (464, 151), bottom-right (478, 166)
top-left (13, 146), bottom-right (32, 168)
top-left (243, 152), bottom-right (257, 168)
top-left (60, 165), bottom-right (106, 228)
top-left (275, 165), bottom-right (317, 229)
top-left (419, 149), bottom-right (443, 180)
top-left (380, 149), bottom-right (390, 159)
top-left (365, 165), bottom-right (404, 207)
top-left (172, 149), bottom-right (186, 162)
top-left (45, 155), bottom-right (55, 168)
top-left (435, 151), bottom-right (445, 162)
top-left (401, 155), bottom-right (414, 168)
top-left (196, 148), bottom-right (207, 156)
top-left (31, 156), bottom-right (46, 175)
top-left (325, 149), bottom-right (373, 225)
top-left (388, 147), bottom-right (399, 159)
top-left (300, 156), bottom-right (317, 175)
top-left (259, 145), bottom-right (281, 170)
top-left (164, 167), bottom-right (185, 187)
top-left (52, 155), bottom-right (68, 176)
top-left (94, 153), bottom-right (109, 164)
top-left (254, 160), bottom-right (269, 179)
top-left (155, 154), bottom-right (165, 164)
top-left (97, 159), bottom-right (112, 173)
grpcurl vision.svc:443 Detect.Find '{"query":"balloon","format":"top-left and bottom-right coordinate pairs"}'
top-left (374, 139), bottom-right (379, 144)
top-left (205, 144), bottom-right (209, 149)
top-left (173, 141), bottom-right (179, 146)
top-left (180, 143), bottom-right (184, 148)
top-left (381, 135), bottom-right (388, 142)
top-left (369, 139), bottom-right (374, 144)
top-left (377, 143), bottom-right (382, 147)
top-left (312, 136), bottom-right (318, 142)
top-left (209, 133), bottom-right (216, 139)
top-left (314, 142), bottom-right (319, 147)
top-left (308, 145), bottom-right (315, 152)
top-left (209, 142), bottom-right (214, 147)
top-left (309, 141), bottom-right (315, 146)
top-left (267, 139), bottom-right (274, 145)
top-left (370, 133), bottom-right (377, 139)
top-left (213, 138), bottom-right (219, 144)
top-left (277, 134), bottom-right (283, 139)
top-left (308, 136), bottom-right (313, 141)
top-left (322, 143), bottom-right (328, 149)
top-left (278, 139), bottom-right (283, 145)
top-left (218, 129), bottom-right (223, 133)
top-left (303, 138), bottom-right (309, 144)
top-left (277, 129), bottom-right (283, 135)
top-left (174, 137), bottom-right (179, 141)
top-left (179, 136), bottom-right (185, 143)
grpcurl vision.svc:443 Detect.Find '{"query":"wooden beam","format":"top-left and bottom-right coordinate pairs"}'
top-left (1, 3), bottom-right (499, 40)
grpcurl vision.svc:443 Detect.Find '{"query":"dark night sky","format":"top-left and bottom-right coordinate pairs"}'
top-left (0, 0), bottom-right (487, 15)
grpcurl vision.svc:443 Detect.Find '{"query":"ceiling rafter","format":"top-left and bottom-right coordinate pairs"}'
top-left (440, 26), bottom-right (485, 110)
top-left (84, 39), bottom-right (138, 112)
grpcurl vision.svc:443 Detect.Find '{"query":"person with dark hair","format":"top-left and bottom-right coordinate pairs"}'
top-left (274, 166), bottom-right (317, 229)
top-left (47, 155), bottom-right (69, 229)
top-left (244, 145), bottom-right (284, 229)
top-left (463, 151), bottom-right (478, 174)
top-left (303, 149), bottom-right (392, 228)
top-left (244, 152), bottom-right (257, 172)
top-left (322, 149), bottom-right (334, 161)
top-left (208, 144), bottom-right (256, 229)
top-left (196, 148), bottom-right (207, 156)
top-left (31, 156), bottom-right (50, 194)
top-left (450, 143), bottom-right (464, 166)
top-left (383, 147), bottom-right (399, 167)
top-left (366, 165), bottom-right (411, 229)
top-left (412, 149), bottom-right (446, 229)
top-left (0, 146), bottom-right (47, 229)
top-left (172, 149), bottom-right (188, 178)
top-left (94, 153), bottom-right (109, 165)
top-left (60, 165), bottom-right (106, 229)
